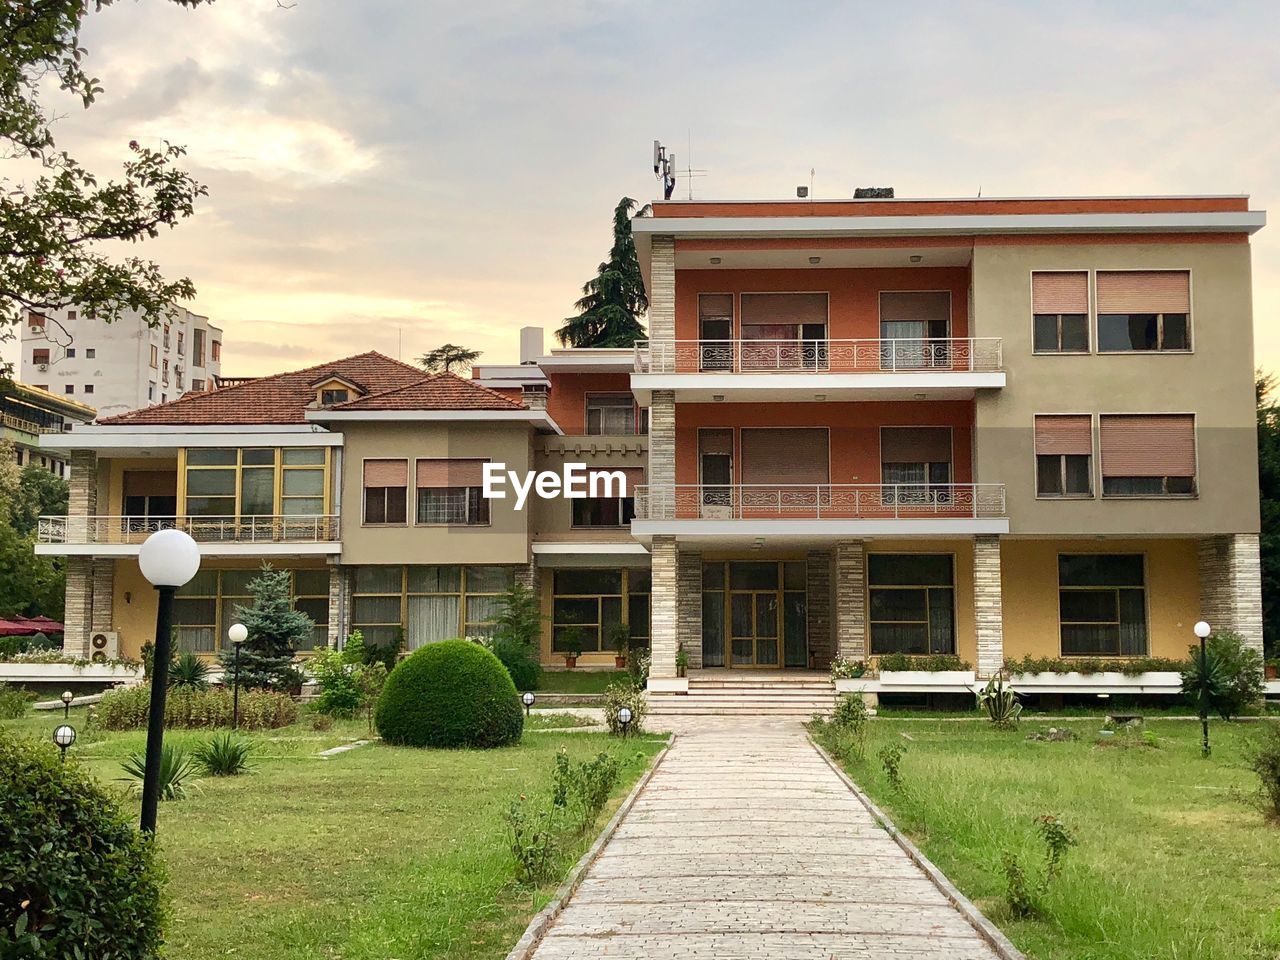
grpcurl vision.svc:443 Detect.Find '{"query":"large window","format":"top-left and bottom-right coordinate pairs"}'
top-left (552, 568), bottom-right (650, 653)
top-left (868, 554), bottom-right (955, 655)
top-left (1096, 271), bottom-right (1190, 352)
top-left (1099, 414), bottom-right (1196, 497)
top-left (879, 291), bottom-right (950, 368)
top-left (363, 459), bottom-right (408, 524)
top-left (1032, 271), bottom-right (1089, 353)
top-left (414, 459), bottom-right (489, 525)
top-left (1058, 554), bottom-right (1147, 656)
top-left (740, 293), bottom-right (828, 371)
top-left (174, 567), bottom-right (328, 653)
top-left (183, 447), bottom-right (329, 518)
top-left (1034, 415), bottom-right (1093, 497)
top-left (351, 565), bottom-right (514, 650)
top-left (880, 427), bottom-right (952, 502)
top-left (585, 394), bottom-right (644, 436)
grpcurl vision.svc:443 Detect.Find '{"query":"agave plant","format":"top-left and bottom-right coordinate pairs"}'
top-left (119, 744), bottom-right (200, 800)
top-left (978, 674), bottom-right (1022, 730)
top-left (169, 651), bottom-right (211, 690)
top-left (193, 732), bottom-right (254, 776)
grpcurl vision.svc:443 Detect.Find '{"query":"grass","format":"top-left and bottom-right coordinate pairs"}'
top-left (813, 715), bottom-right (1280, 960)
top-left (525, 710), bottom-right (598, 730)
top-left (537, 670), bottom-right (627, 694)
top-left (3, 704), bottom-right (664, 959)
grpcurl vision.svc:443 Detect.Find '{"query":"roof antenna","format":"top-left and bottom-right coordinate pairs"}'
top-left (397, 326), bottom-right (402, 361)
top-left (977, 185), bottom-right (982, 198)
top-left (653, 141), bottom-right (675, 200)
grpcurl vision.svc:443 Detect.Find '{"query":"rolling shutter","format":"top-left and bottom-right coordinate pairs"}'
top-left (1034, 415), bottom-right (1093, 456)
top-left (363, 459), bottom-right (407, 487)
top-left (1032, 272), bottom-right (1088, 314)
top-left (1100, 415), bottom-right (1195, 477)
top-left (699, 293), bottom-right (734, 319)
top-left (698, 429), bottom-right (734, 455)
top-left (1096, 271), bottom-right (1190, 314)
top-left (880, 292), bottom-right (951, 322)
top-left (740, 428), bottom-right (829, 484)
top-left (740, 293), bottom-right (828, 327)
top-left (415, 459), bottom-right (487, 488)
top-left (880, 427), bottom-right (953, 463)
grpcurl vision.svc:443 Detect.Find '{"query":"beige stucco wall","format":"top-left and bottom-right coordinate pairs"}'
top-left (529, 435), bottom-right (647, 541)
top-left (338, 420), bottom-right (534, 566)
top-left (972, 241), bottom-right (1259, 535)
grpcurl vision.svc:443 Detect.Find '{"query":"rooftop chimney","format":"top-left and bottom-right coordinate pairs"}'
top-left (519, 326), bottom-right (544, 365)
top-left (522, 383), bottom-right (548, 410)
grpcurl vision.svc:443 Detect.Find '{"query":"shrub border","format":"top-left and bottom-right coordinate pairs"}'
top-left (807, 733), bottom-right (1027, 960)
top-left (503, 735), bottom-right (673, 960)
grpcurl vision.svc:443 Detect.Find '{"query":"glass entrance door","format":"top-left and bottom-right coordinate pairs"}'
top-left (731, 591), bottom-right (779, 666)
top-left (702, 561), bottom-right (807, 668)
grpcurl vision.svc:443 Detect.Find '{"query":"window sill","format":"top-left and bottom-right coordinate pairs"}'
top-left (1100, 494), bottom-right (1198, 501)
top-left (1032, 350), bottom-right (1092, 356)
top-left (1035, 493), bottom-right (1095, 500)
top-left (361, 522), bottom-right (409, 528)
top-left (1095, 349), bottom-right (1193, 356)
top-left (412, 522), bottom-right (493, 528)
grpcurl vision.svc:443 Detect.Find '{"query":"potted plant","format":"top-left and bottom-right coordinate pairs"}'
top-left (608, 624), bottom-right (631, 669)
top-left (675, 643), bottom-right (688, 678)
top-left (559, 627), bottom-right (585, 669)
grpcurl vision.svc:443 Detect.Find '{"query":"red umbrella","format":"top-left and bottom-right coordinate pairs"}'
top-left (0, 619), bottom-right (38, 637)
top-left (24, 615), bottom-right (64, 632)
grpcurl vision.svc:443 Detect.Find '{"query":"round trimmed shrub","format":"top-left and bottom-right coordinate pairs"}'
top-left (1, 733), bottom-right (166, 957)
top-left (375, 640), bottom-right (523, 748)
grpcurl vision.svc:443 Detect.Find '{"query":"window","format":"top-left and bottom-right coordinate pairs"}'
top-left (184, 447), bottom-right (329, 518)
top-left (66, 348), bottom-right (76, 359)
top-left (149, 345), bottom-right (158, 368)
top-left (321, 388), bottom-right (349, 405)
top-left (868, 554), bottom-right (955, 655)
top-left (363, 459), bottom-right (408, 524)
top-left (148, 382), bottom-right (156, 401)
top-left (1099, 414), bottom-right (1196, 497)
top-left (211, 340), bottom-right (222, 362)
top-left (193, 329), bottom-right (205, 367)
top-left (64, 385), bottom-right (74, 394)
top-left (1034, 415), bottom-right (1093, 497)
top-left (32, 348), bottom-right (49, 365)
top-left (67, 310), bottom-right (77, 320)
top-left (553, 569), bottom-right (632, 653)
top-left (1058, 554), bottom-right (1147, 656)
top-left (163, 324), bottom-right (171, 350)
top-left (698, 293), bottom-right (734, 370)
top-left (1096, 271), bottom-right (1190, 352)
top-left (738, 293), bottom-right (829, 371)
top-left (586, 395), bottom-right (640, 435)
top-left (281, 448), bottom-right (326, 515)
top-left (86, 348), bottom-right (95, 359)
top-left (28, 313), bottom-right (46, 331)
top-left (351, 565), bottom-right (514, 649)
top-left (701, 561), bottom-right (806, 667)
top-left (414, 459), bottom-right (489, 525)
top-left (192, 379), bottom-right (204, 392)
top-left (1032, 271), bottom-right (1090, 352)
top-left (162, 359), bottom-right (170, 385)
top-left (177, 332), bottom-right (185, 356)
top-left (84, 384), bottom-right (94, 395)
top-left (880, 427), bottom-right (952, 502)
top-left (879, 292), bottom-right (950, 368)
top-left (175, 367), bottom-right (184, 390)
top-left (175, 568), bottom-right (329, 653)
top-left (572, 467), bottom-right (641, 526)
top-left (740, 428), bottom-right (830, 486)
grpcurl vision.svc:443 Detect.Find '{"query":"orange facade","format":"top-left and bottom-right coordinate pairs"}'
top-left (545, 371), bottom-right (634, 434)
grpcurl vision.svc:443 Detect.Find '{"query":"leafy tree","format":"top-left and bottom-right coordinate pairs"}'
top-left (418, 343), bottom-right (481, 374)
top-left (1, 0), bottom-right (208, 373)
top-left (556, 197), bottom-right (649, 348)
top-left (1258, 373), bottom-right (1280, 660)
top-left (218, 566), bottom-right (311, 692)
top-left (9, 463), bottom-right (69, 537)
top-left (0, 516), bottom-right (62, 619)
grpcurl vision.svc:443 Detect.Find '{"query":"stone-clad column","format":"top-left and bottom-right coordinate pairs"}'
top-left (648, 390), bottom-right (675, 520)
top-left (834, 540), bottom-right (866, 661)
top-left (677, 547), bottom-right (702, 670)
top-left (63, 558), bottom-right (94, 658)
top-left (973, 535), bottom-right (1005, 677)
top-left (62, 450), bottom-right (98, 657)
top-left (328, 565), bottom-right (348, 647)
top-left (1198, 534), bottom-right (1264, 654)
top-left (648, 235), bottom-right (675, 343)
top-left (807, 550), bottom-right (833, 667)
top-left (650, 535), bottom-right (679, 678)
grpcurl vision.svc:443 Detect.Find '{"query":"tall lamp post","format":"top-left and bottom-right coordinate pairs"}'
top-left (1194, 620), bottom-right (1212, 758)
top-left (137, 529), bottom-right (201, 834)
top-left (227, 623), bottom-right (248, 729)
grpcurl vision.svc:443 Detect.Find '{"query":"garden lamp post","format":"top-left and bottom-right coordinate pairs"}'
top-left (521, 691), bottom-right (535, 717)
top-left (52, 724), bottom-right (76, 763)
top-left (1194, 620), bottom-right (1212, 757)
top-left (227, 623), bottom-right (248, 729)
top-left (617, 705), bottom-right (632, 738)
top-left (60, 689), bottom-right (74, 719)
top-left (137, 529), bottom-right (201, 834)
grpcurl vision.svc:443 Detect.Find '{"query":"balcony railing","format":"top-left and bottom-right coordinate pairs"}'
top-left (632, 484), bottom-right (1007, 521)
top-left (2, 413), bottom-right (66, 436)
top-left (634, 338), bottom-right (1003, 375)
top-left (38, 514), bottom-right (341, 546)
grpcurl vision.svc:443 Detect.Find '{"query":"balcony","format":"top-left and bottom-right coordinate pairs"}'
top-left (35, 514), bottom-right (342, 558)
top-left (631, 338), bottom-right (1005, 404)
top-left (630, 483), bottom-right (1009, 541)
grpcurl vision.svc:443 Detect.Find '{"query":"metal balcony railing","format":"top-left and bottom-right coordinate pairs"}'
top-left (632, 484), bottom-right (1007, 521)
top-left (38, 514), bottom-right (341, 545)
top-left (633, 338), bottom-right (1004, 374)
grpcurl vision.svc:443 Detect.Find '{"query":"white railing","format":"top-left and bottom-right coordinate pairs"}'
top-left (633, 338), bottom-right (1003, 374)
top-left (38, 514), bottom-right (341, 545)
top-left (632, 484), bottom-right (1007, 521)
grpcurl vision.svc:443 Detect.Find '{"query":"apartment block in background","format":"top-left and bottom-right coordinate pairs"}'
top-left (1, 382), bottom-right (95, 478)
top-left (21, 305), bottom-right (222, 417)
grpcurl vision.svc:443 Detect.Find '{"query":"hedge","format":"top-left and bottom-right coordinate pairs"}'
top-left (96, 684), bottom-right (298, 731)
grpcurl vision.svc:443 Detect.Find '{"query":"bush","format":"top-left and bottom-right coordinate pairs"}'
top-left (119, 744), bottom-right (200, 800)
top-left (1, 733), bottom-right (166, 958)
top-left (309, 644), bottom-right (364, 717)
top-left (602, 676), bottom-right (647, 737)
top-left (876, 653), bottom-right (971, 672)
top-left (491, 636), bottom-right (542, 692)
top-left (504, 795), bottom-right (563, 885)
top-left (96, 684), bottom-right (297, 731)
top-left (1005, 654), bottom-right (1188, 676)
top-left (193, 733), bottom-right (254, 777)
top-left (1180, 631), bottom-right (1265, 720)
top-left (879, 741), bottom-right (906, 792)
top-left (1248, 723), bottom-right (1280, 821)
top-left (0, 682), bottom-right (31, 720)
top-left (626, 647), bottom-right (650, 687)
top-left (551, 748), bottom-right (621, 832)
top-left (375, 639), bottom-right (523, 748)
top-left (830, 657), bottom-right (866, 679)
top-left (169, 651), bottom-right (210, 689)
top-left (828, 694), bottom-right (871, 762)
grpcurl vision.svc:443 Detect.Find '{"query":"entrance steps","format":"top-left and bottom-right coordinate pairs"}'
top-left (648, 673), bottom-right (837, 717)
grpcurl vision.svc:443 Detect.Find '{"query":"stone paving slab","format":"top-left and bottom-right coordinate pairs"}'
top-left (523, 718), bottom-right (1003, 960)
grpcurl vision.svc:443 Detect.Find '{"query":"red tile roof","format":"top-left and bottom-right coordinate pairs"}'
top-left (326, 372), bottom-right (525, 411)
top-left (96, 352), bottom-right (431, 425)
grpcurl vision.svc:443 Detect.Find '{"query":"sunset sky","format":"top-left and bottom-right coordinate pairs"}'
top-left (6, 0), bottom-right (1279, 377)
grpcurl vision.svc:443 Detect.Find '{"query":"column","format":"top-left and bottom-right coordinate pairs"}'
top-left (1198, 534), bottom-right (1264, 654)
top-left (677, 546), bottom-right (702, 670)
top-left (90, 559), bottom-right (115, 630)
top-left (973, 534), bottom-right (1005, 677)
top-left (648, 389), bottom-right (675, 520)
top-left (63, 558), bottom-right (94, 658)
top-left (649, 535), bottom-right (679, 678)
top-left (327, 565), bottom-right (348, 647)
top-left (807, 550), bottom-right (834, 667)
top-left (834, 540), bottom-right (866, 661)
top-left (648, 235), bottom-right (675, 343)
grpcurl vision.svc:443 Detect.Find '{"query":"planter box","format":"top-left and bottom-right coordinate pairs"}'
top-left (879, 670), bottom-right (976, 691)
top-left (834, 678), bottom-right (877, 694)
top-left (0, 662), bottom-right (142, 684)
top-left (1008, 671), bottom-right (1182, 694)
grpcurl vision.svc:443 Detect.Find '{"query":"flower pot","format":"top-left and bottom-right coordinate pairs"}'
top-left (614, 656), bottom-right (626, 669)
top-left (564, 655), bottom-right (578, 669)
top-left (676, 665), bottom-right (687, 678)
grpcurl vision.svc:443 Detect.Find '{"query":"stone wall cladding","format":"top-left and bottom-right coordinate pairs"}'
top-left (63, 557), bottom-right (93, 657)
top-left (1198, 534), bottom-right (1264, 654)
top-left (973, 535), bottom-right (1004, 677)
top-left (648, 235), bottom-right (675, 342)
top-left (90, 560), bottom-right (114, 631)
top-left (68, 450), bottom-right (97, 517)
top-left (677, 547), bottom-right (703, 669)
top-left (327, 565), bottom-right (347, 647)
top-left (834, 540), bottom-right (866, 660)
top-left (807, 550), bottom-right (834, 667)
top-left (650, 535), bottom-right (678, 677)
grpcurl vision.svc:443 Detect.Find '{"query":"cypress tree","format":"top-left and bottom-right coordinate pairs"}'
top-left (556, 197), bottom-right (649, 348)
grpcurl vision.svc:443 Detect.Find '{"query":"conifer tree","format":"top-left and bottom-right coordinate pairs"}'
top-left (556, 198), bottom-right (648, 348)
top-left (219, 566), bottom-right (312, 691)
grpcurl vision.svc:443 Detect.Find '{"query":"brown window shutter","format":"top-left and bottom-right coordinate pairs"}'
top-left (364, 458), bottom-right (407, 487)
top-left (880, 427), bottom-right (953, 463)
top-left (1096, 271), bottom-right (1190, 314)
top-left (1100, 414), bottom-right (1195, 477)
top-left (124, 470), bottom-right (178, 497)
top-left (740, 293), bottom-right (828, 327)
top-left (699, 294), bottom-right (734, 319)
top-left (740, 428), bottom-right (829, 484)
top-left (1032, 272), bottom-right (1088, 314)
top-left (698, 429), bottom-right (734, 455)
top-left (416, 458), bottom-right (486, 488)
top-left (879, 292), bottom-right (951, 323)
top-left (1034, 415), bottom-right (1093, 456)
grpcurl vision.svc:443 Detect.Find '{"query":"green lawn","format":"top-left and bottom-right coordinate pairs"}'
top-left (4, 705), bottom-right (664, 959)
top-left (537, 670), bottom-right (626, 695)
top-left (813, 716), bottom-right (1280, 960)
top-left (525, 710), bottom-right (599, 729)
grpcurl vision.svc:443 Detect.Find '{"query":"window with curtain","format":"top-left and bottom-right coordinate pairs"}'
top-left (363, 459), bottom-right (408, 524)
top-left (1032, 271), bottom-right (1090, 352)
top-left (1058, 554), bottom-right (1147, 656)
top-left (1096, 271), bottom-right (1191, 352)
top-left (880, 427), bottom-right (952, 503)
top-left (174, 567), bottom-right (329, 653)
top-left (573, 467), bottom-right (642, 527)
top-left (351, 565), bottom-right (514, 650)
top-left (414, 459), bottom-right (489, 525)
top-left (184, 447), bottom-right (328, 519)
top-left (879, 292), bottom-right (951, 368)
top-left (585, 395), bottom-right (640, 435)
top-left (738, 293), bottom-right (828, 370)
top-left (1034, 415), bottom-right (1093, 497)
top-left (1099, 414), bottom-right (1196, 496)
top-left (868, 554), bottom-right (955, 655)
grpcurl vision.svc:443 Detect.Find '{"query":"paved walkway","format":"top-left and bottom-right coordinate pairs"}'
top-left (528, 717), bottom-right (1003, 959)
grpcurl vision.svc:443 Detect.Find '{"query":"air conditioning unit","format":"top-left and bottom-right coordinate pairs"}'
top-left (89, 630), bottom-right (119, 662)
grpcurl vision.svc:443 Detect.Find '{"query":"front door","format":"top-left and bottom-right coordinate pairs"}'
top-left (731, 590), bottom-right (780, 666)
top-left (702, 561), bottom-right (807, 668)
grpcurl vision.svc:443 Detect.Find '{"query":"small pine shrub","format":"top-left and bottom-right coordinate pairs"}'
top-left (119, 744), bottom-right (200, 800)
top-left (1, 733), bottom-right (166, 958)
top-left (97, 684), bottom-right (297, 731)
top-left (602, 676), bottom-right (647, 737)
top-left (374, 640), bottom-right (523, 748)
top-left (193, 733), bottom-right (254, 776)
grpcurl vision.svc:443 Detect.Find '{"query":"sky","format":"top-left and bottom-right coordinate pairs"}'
top-left (6, 0), bottom-right (1280, 377)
